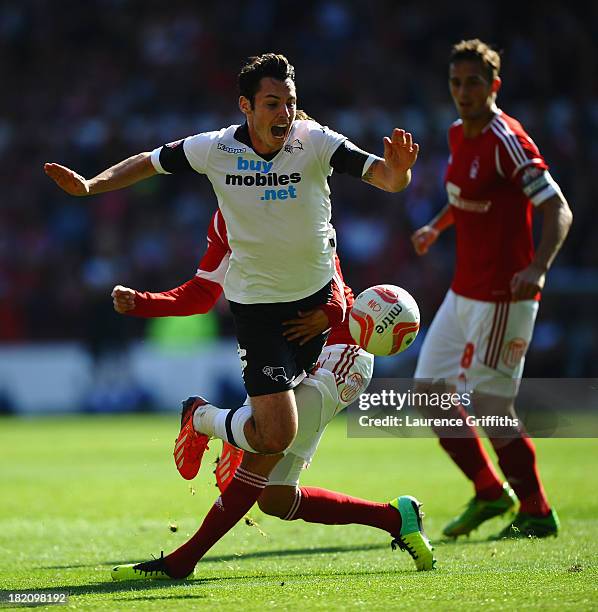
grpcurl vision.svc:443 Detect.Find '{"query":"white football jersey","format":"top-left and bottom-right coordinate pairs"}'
top-left (151, 120), bottom-right (349, 304)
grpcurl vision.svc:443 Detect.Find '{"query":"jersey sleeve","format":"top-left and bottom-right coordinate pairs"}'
top-left (127, 211), bottom-right (229, 318)
top-left (319, 254), bottom-right (350, 328)
top-left (150, 130), bottom-right (221, 175)
top-left (129, 276), bottom-right (223, 317)
top-left (492, 120), bottom-right (561, 206)
top-left (330, 140), bottom-right (377, 178)
top-left (307, 121), bottom-right (349, 172)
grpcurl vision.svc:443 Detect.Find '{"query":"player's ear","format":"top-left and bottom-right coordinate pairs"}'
top-left (491, 77), bottom-right (502, 94)
top-left (239, 96), bottom-right (252, 116)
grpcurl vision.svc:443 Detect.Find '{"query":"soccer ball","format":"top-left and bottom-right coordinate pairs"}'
top-left (349, 285), bottom-right (420, 356)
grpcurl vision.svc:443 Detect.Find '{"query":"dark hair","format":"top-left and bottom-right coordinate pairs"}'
top-left (450, 39), bottom-right (501, 82)
top-left (238, 53), bottom-right (295, 106)
top-left (295, 109), bottom-right (313, 121)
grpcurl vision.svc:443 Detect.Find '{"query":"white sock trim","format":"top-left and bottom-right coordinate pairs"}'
top-left (192, 403), bottom-right (219, 437)
top-left (283, 488), bottom-right (302, 520)
top-left (234, 466), bottom-right (268, 488)
top-left (226, 404), bottom-right (258, 453)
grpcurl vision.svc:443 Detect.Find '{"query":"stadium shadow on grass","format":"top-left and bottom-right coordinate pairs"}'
top-left (47, 566), bottom-right (425, 600)
top-left (435, 536), bottom-right (501, 547)
top-left (206, 542), bottom-right (387, 562)
top-left (41, 543), bottom-right (387, 570)
top-left (21, 582), bottom-right (198, 600)
top-left (41, 560), bottom-right (148, 570)
top-left (112, 595), bottom-right (210, 604)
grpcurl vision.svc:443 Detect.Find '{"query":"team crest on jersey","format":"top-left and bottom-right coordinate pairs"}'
top-left (284, 138), bottom-right (304, 154)
top-left (502, 338), bottom-right (527, 368)
top-left (339, 372), bottom-right (364, 404)
top-left (469, 156), bottom-right (480, 179)
top-left (262, 366), bottom-right (289, 382)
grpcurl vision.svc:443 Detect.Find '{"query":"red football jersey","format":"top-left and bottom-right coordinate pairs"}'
top-left (445, 109), bottom-right (560, 301)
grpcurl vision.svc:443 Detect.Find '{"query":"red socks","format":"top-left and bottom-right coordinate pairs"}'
top-left (164, 467), bottom-right (267, 578)
top-left (439, 436), bottom-right (504, 500)
top-left (435, 402), bottom-right (551, 514)
top-left (490, 436), bottom-right (550, 516)
top-left (283, 487), bottom-right (401, 535)
top-left (434, 402), bottom-right (504, 500)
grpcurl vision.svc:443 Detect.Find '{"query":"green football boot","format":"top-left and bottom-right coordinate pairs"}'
top-left (389, 495), bottom-right (436, 571)
top-left (491, 508), bottom-right (560, 540)
top-left (442, 483), bottom-right (517, 538)
top-left (111, 551), bottom-right (194, 581)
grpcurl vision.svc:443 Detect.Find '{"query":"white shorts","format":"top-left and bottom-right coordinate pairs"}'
top-left (414, 290), bottom-right (539, 398)
top-left (268, 344), bottom-right (374, 486)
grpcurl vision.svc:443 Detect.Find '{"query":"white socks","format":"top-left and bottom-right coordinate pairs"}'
top-left (193, 402), bottom-right (257, 453)
top-left (192, 403), bottom-right (220, 437)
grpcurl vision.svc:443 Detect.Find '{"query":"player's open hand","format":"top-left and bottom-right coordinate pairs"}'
top-left (44, 163), bottom-right (90, 196)
top-left (111, 285), bottom-right (137, 314)
top-left (411, 225), bottom-right (439, 255)
top-left (282, 308), bottom-right (330, 345)
top-left (510, 264), bottom-right (546, 301)
top-left (383, 128), bottom-right (419, 174)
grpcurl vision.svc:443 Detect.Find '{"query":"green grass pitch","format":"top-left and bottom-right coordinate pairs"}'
top-left (1, 414), bottom-right (597, 610)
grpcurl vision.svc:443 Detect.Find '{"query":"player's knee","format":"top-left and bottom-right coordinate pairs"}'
top-left (257, 431), bottom-right (294, 454)
top-left (257, 487), bottom-right (296, 518)
top-left (253, 415), bottom-right (297, 453)
top-left (257, 495), bottom-right (286, 518)
top-left (251, 392), bottom-right (298, 453)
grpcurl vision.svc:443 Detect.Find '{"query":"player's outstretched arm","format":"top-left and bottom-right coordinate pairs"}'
top-left (362, 128), bottom-right (419, 192)
top-left (111, 276), bottom-right (223, 318)
top-left (510, 194), bottom-right (573, 300)
top-left (411, 204), bottom-right (455, 255)
top-left (44, 152), bottom-right (157, 197)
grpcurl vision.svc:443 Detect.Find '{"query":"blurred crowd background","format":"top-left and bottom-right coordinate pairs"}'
top-left (1, 1), bottom-right (597, 411)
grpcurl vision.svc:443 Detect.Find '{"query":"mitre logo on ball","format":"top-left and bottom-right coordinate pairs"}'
top-left (349, 285), bottom-right (420, 356)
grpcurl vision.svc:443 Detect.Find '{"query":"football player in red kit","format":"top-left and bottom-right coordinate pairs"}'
top-left (411, 39), bottom-right (572, 539)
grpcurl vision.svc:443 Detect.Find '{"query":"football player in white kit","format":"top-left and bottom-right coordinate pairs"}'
top-left (108, 211), bottom-right (436, 579)
top-left (45, 53), bottom-right (420, 578)
top-left (45, 54), bottom-right (417, 464)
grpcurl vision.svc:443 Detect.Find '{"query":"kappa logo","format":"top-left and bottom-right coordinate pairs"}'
top-left (262, 366), bottom-right (288, 382)
top-left (284, 138), bottom-right (304, 154)
top-left (217, 143), bottom-right (247, 154)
